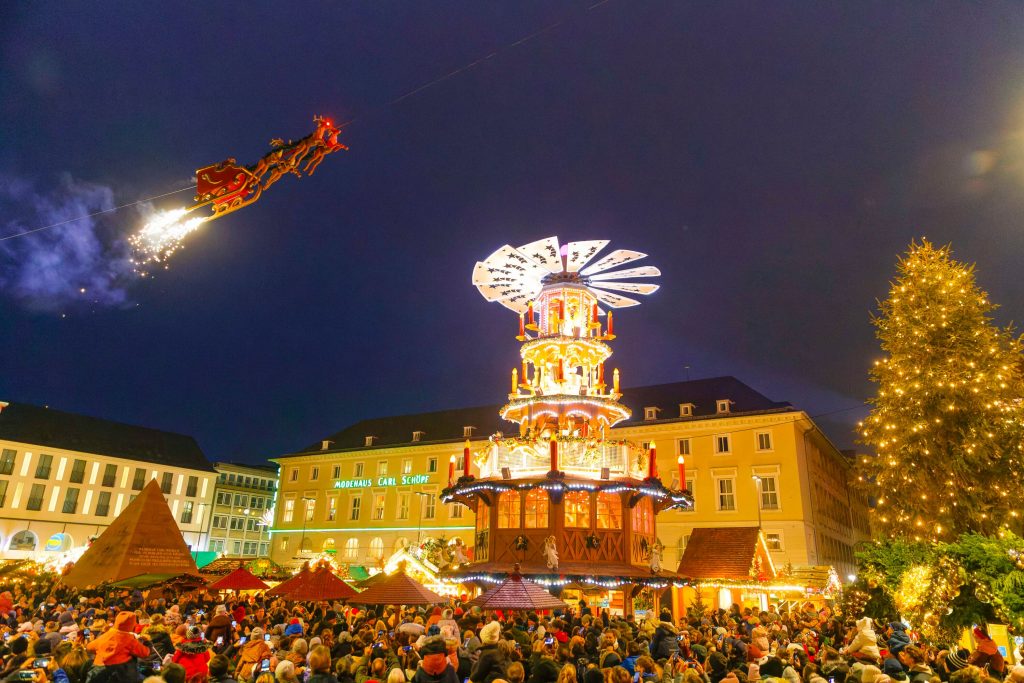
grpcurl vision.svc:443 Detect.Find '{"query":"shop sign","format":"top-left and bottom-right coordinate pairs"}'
top-left (334, 474), bottom-right (431, 489)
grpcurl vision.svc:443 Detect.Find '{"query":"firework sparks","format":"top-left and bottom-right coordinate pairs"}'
top-left (129, 208), bottom-right (209, 269)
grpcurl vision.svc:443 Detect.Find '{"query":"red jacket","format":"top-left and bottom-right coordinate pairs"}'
top-left (87, 613), bottom-right (150, 666)
top-left (173, 642), bottom-right (212, 681)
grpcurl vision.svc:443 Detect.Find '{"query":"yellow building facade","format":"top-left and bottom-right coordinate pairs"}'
top-left (271, 377), bottom-right (869, 579)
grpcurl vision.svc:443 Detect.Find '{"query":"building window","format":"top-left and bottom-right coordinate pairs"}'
top-left (185, 476), bottom-right (198, 497)
top-left (757, 431), bottom-right (773, 451)
top-left (344, 538), bottom-right (358, 559)
top-left (765, 532), bottom-right (784, 551)
top-left (402, 459), bottom-right (412, 475)
top-left (331, 465), bottom-right (340, 479)
top-left (35, 454), bottom-right (53, 479)
top-left (412, 431), bottom-right (425, 442)
top-left (397, 492), bottom-right (410, 520)
top-left (679, 403), bottom-right (694, 417)
top-left (0, 449), bottom-right (15, 475)
top-left (161, 472), bottom-right (173, 494)
top-left (304, 497), bottom-right (316, 522)
top-left (630, 498), bottom-right (652, 534)
top-left (232, 541), bottom-right (241, 555)
top-left (678, 438), bottom-right (691, 456)
top-left (423, 494), bottom-right (436, 520)
top-left (289, 468), bottom-right (298, 482)
top-left (716, 478), bottom-right (736, 511)
top-left (259, 542), bottom-right (268, 556)
top-left (716, 399), bottom-right (731, 414)
top-left (564, 491), bottom-right (591, 528)
top-left (643, 406), bottom-right (659, 420)
top-left (102, 464), bottom-right (117, 487)
top-left (450, 502), bottom-right (464, 518)
top-left (95, 491), bottom-right (111, 516)
top-left (354, 462), bottom-right (364, 478)
top-left (365, 436), bottom-right (377, 447)
top-left (131, 468), bottom-right (147, 491)
top-left (373, 494), bottom-right (386, 520)
top-left (596, 492), bottom-right (622, 529)
top-left (497, 490), bottom-right (521, 528)
top-left (350, 496), bottom-right (361, 521)
top-left (463, 426), bottom-right (475, 438)
top-left (62, 488), bottom-right (80, 514)
top-left (758, 476), bottom-right (780, 510)
top-left (427, 458), bottom-right (438, 473)
top-left (310, 466), bottom-right (319, 481)
top-left (279, 537), bottom-right (289, 552)
top-left (26, 484), bottom-right (45, 511)
top-left (377, 461), bottom-right (388, 476)
top-left (283, 498), bottom-right (295, 522)
top-left (524, 489), bottom-right (548, 528)
top-left (714, 435), bottom-right (731, 454)
top-left (327, 497), bottom-right (337, 521)
top-left (370, 537), bottom-right (384, 559)
top-left (233, 494), bottom-right (245, 507)
top-left (69, 459), bottom-right (86, 484)
top-left (181, 500), bottom-right (194, 524)
top-left (0, 480), bottom-right (7, 508)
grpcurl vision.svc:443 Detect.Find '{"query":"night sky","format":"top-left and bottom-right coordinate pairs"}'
top-left (4, 3), bottom-right (1024, 463)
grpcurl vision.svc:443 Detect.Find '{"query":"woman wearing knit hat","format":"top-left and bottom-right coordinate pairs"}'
top-left (172, 625), bottom-right (212, 682)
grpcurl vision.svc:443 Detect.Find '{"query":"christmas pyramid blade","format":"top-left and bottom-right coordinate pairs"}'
top-left (588, 265), bottom-right (661, 281)
top-left (591, 289), bottom-right (642, 308)
top-left (564, 240), bottom-right (609, 272)
top-left (516, 236), bottom-right (562, 273)
top-left (590, 281), bottom-right (660, 296)
top-left (579, 249), bottom-right (648, 276)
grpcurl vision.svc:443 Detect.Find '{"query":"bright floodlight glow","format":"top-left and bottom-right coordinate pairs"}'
top-left (130, 207), bottom-right (209, 268)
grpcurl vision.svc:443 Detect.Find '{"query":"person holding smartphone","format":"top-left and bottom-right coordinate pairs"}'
top-left (85, 612), bottom-right (150, 683)
top-left (172, 625), bottom-right (212, 682)
top-left (235, 627), bottom-right (272, 681)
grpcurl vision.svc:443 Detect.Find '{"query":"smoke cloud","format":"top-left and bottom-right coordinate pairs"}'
top-left (0, 174), bottom-right (137, 312)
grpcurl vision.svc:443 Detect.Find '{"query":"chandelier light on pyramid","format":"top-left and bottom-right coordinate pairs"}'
top-left (443, 237), bottom-right (692, 591)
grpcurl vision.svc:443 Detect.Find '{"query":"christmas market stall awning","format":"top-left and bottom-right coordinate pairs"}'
top-left (467, 567), bottom-right (567, 611)
top-left (348, 566), bottom-right (371, 582)
top-left (207, 566), bottom-right (270, 592)
top-left (676, 527), bottom-right (777, 582)
top-left (278, 566), bottom-right (359, 601)
top-left (201, 556), bottom-right (290, 580)
top-left (354, 569), bottom-right (445, 606)
top-left (266, 564), bottom-right (313, 597)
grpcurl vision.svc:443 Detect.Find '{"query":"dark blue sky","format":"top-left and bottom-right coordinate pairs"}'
top-left (3, 2), bottom-right (1024, 462)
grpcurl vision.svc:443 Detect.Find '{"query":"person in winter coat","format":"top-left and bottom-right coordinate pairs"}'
top-left (967, 627), bottom-right (1006, 676)
top-left (752, 627), bottom-right (770, 655)
top-left (413, 637), bottom-right (459, 683)
top-left (843, 618), bottom-right (880, 664)
top-left (235, 628), bottom-right (272, 682)
top-left (164, 607), bottom-right (183, 629)
top-left (308, 646), bottom-right (340, 683)
top-left (650, 614), bottom-right (680, 662)
top-left (86, 612), bottom-right (151, 683)
top-left (209, 655), bottom-right (239, 683)
top-left (469, 622), bottom-right (507, 683)
top-left (886, 625), bottom-right (911, 657)
top-left (205, 608), bottom-right (233, 654)
top-left (142, 615), bottom-right (174, 660)
top-left (896, 647), bottom-right (933, 683)
top-left (526, 639), bottom-right (560, 683)
top-left (284, 619), bottom-right (304, 637)
top-left (172, 625), bottom-right (212, 682)
top-left (436, 611), bottom-right (460, 643)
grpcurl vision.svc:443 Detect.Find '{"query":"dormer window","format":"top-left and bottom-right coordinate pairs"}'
top-left (320, 440), bottom-right (333, 451)
top-left (412, 431), bottom-right (425, 443)
top-left (716, 399), bottom-right (732, 414)
top-left (643, 406), bottom-right (660, 421)
top-left (364, 435), bottom-right (378, 447)
top-left (463, 426), bottom-right (475, 438)
top-left (679, 403), bottom-right (695, 417)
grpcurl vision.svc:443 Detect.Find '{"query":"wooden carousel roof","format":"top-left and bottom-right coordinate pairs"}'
top-left (353, 569), bottom-right (445, 605)
top-left (467, 570), bottom-right (567, 611)
top-left (676, 527), bottom-right (774, 581)
top-left (455, 560), bottom-right (680, 582)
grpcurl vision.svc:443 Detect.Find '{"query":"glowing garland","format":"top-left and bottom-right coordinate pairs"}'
top-left (441, 478), bottom-right (692, 510)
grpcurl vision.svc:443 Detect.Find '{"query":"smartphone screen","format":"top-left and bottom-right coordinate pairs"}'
top-left (232, 621), bottom-right (238, 628)
top-left (216, 636), bottom-right (224, 645)
top-left (264, 634), bottom-right (271, 642)
top-left (261, 659), bottom-right (271, 671)
top-left (240, 637), bottom-right (247, 645)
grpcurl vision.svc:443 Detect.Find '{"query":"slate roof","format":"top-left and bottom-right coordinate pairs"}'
top-left (676, 526), bottom-right (763, 580)
top-left (0, 401), bottom-right (214, 472)
top-left (467, 572), bottom-right (567, 610)
top-left (288, 376), bottom-right (790, 456)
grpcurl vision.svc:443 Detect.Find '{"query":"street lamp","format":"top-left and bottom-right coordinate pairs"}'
top-left (752, 475), bottom-right (762, 530)
top-left (197, 502), bottom-right (210, 551)
top-left (414, 492), bottom-right (432, 546)
top-left (299, 496), bottom-right (315, 556)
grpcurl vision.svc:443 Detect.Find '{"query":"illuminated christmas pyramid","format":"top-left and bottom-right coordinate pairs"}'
top-left (443, 237), bottom-right (691, 595)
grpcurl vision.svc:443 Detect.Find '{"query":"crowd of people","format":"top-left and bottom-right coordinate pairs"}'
top-left (1, 586), bottom-right (1022, 683)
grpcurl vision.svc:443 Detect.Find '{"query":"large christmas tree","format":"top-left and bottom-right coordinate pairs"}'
top-left (856, 239), bottom-right (1024, 540)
